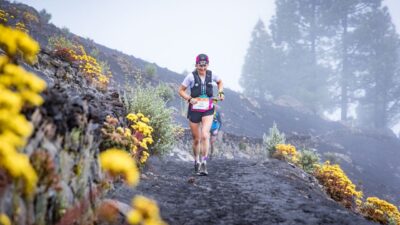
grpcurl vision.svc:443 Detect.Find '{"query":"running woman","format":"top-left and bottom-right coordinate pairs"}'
top-left (178, 53), bottom-right (224, 175)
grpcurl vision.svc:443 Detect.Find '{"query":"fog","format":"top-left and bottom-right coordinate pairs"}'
top-left (18, 0), bottom-right (400, 132)
top-left (17, 0), bottom-right (278, 91)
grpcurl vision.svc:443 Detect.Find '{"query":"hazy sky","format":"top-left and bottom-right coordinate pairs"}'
top-left (18, 0), bottom-right (400, 91)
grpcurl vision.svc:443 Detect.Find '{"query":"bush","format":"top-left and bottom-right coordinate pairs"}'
top-left (47, 35), bottom-right (75, 52)
top-left (145, 63), bottom-right (157, 78)
top-left (360, 197), bottom-right (400, 225)
top-left (314, 161), bottom-right (363, 209)
top-left (123, 85), bottom-right (176, 155)
top-left (47, 35), bottom-right (111, 89)
top-left (298, 148), bottom-right (320, 173)
top-left (100, 114), bottom-right (154, 165)
top-left (0, 9), bottom-right (9, 24)
top-left (39, 9), bottom-right (51, 23)
top-left (155, 83), bottom-right (175, 103)
top-left (272, 144), bottom-right (298, 164)
top-left (263, 122), bottom-right (285, 157)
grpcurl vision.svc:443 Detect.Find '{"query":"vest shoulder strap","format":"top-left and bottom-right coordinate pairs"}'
top-left (206, 70), bottom-right (212, 83)
top-left (192, 71), bottom-right (200, 84)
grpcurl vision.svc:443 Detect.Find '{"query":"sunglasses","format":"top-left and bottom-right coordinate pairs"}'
top-left (198, 63), bottom-right (208, 67)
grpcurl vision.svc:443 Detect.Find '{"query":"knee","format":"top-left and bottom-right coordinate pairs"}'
top-left (192, 137), bottom-right (200, 146)
top-left (201, 133), bottom-right (210, 142)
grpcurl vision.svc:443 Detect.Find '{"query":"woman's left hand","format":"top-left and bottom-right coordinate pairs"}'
top-left (218, 91), bottom-right (225, 101)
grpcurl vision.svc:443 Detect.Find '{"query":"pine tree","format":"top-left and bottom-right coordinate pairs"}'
top-left (352, 5), bottom-right (400, 128)
top-left (319, 0), bottom-right (382, 121)
top-left (269, 0), bottom-right (330, 113)
top-left (240, 19), bottom-right (275, 98)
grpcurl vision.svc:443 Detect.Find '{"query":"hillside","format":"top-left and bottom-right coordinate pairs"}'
top-left (2, 0), bottom-right (399, 207)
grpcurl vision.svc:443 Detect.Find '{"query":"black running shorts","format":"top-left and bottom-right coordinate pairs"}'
top-left (187, 106), bottom-right (215, 123)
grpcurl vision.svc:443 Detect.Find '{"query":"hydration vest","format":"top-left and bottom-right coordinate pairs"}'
top-left (190, 70), bottom-right (213, 98)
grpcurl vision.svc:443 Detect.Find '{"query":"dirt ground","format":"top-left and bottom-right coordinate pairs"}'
top-left (108, 157), bottom-right (375, 225)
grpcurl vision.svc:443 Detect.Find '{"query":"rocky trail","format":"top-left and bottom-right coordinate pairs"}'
top-left (109, 157), bottom-right (375, 225)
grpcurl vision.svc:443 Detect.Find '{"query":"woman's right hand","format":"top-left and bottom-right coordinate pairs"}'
top-left (189, 98), bottom-right (197, 105)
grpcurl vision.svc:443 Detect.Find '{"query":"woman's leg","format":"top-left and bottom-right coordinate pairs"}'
top-left (189, 121), bottom-right (201, 162)
top-left (200, 114), bottom-right (214, 159)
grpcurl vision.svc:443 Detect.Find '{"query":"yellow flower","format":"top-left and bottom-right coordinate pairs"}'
top-left (0, 213), bottom-right (11, 225)
top-left (133, 195), bottom-right (160, 218)
top-left (0, 153), bottom-right (38, 195)
top-left (141, 117), bottom-right (150, 123)
top-left (99, 148), bottom-right (139, 186)
top-left (126, 195), bottom-right (167, 225)
top-left (136, 113), bottom-right (144, 118)
top-left (140, 151), bottom-right (150, 164)
top-left (116, 127), bottom-right (124, 134)
top-left (124, 128), bottom-right (132, 137)
top-left (127, 113), bottom-right (138, 122)
top-left (140, 142), bottom-right (148, 150)
top-left (127, 210), bottom-right (143, 225)
top-left (131, 145), bottom-right (138, 154)
top-left (0, 24), bottom-right (39, 61)
top-left (143, 137), bottom-right (154, 145)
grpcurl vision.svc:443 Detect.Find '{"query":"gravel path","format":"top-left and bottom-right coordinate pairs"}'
top-left (109, 158), bottom-right (375, 225)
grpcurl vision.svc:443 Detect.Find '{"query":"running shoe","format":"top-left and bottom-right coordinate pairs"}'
top-left (194, 161), bottom-right (200, 174)
top-left (199, 162), bottom-right (208, 176)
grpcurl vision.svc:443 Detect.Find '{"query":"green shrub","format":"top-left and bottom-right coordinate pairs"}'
top-left (239, 141), bottom-right (247, 151)
top-left (61, 26), bottom-right (70, 34)
top-left (39, 9), bottom-right (51, 23)
top-left (262, 122), bottom-right (285, 157)
top-left (123, 85), bottom-right (176, 155)
top-left (298, 148), bottom-right (320, 173)
top-left (47, 35), bottom-right (75, 50)
top-left (156, 83), bottom-right (175, 103)
top-left (145, 63), bottom-right (157, 78)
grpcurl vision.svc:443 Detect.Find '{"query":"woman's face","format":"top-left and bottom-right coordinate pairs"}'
top-left (196, 62), bottom-right (208, 73)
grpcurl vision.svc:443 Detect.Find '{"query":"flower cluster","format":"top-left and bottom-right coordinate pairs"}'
top-left (0, 24), bottom-right (40, 63)
top-left (0, 25), bottom-right (46, 196)
top-left (127, 113), bottom-right (154, 163)
top-left (22, 11), bottom-right (39, 24)
top-left (314, 161), bottom-right (363, 208)
top-left (128, 113), bottom-right (153, 139)
top-left (126, 195), bottom-right (167, 225)
top-left (101, 114), bottom-right (154, 165)
top-left (0, 10), bottom-right (8, 24)
top-left (47, 35), bottom-right (111, 89)
top-left (99, 148), bottom-right (139, 186)
top-left (360, 197), bottom-right (400, 225)
top-left (15, 21), bottom-right (28, 33)
top-left (273, 144), bottom-right (299, 164)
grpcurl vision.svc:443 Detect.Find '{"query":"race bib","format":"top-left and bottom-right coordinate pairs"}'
top-left (191, 97), bottom-right (213, 112)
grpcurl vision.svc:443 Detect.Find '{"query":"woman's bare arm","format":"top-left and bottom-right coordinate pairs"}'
top-left (179, 85), bottom-right (191, 101)
top-left (216, 80), bottom-right (224, 100)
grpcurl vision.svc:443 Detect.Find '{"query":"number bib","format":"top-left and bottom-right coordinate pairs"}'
top-left (191, 97), bottom-right (213, 112)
